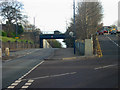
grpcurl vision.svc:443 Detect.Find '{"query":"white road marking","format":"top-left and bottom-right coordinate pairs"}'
top-left (7, 86), bottom-right (15, 88)
top-left (15, 80), bottom-right (21, 83)
top-left (94, 64), bottom-right (117, 70)
top-left (11, 83), bottom-right (18, 86)
top-left (19, 61), bottom-right (44, 80)
top-left (7, 61), bottom-right (44, 89)
top-left (23, 75), bottom-right (27, 77)
top-left (7, 80), bottom-right (22, 88)
top-left (19, 76), bottom-right (24, 80)
top-left (107, 36), bottom-right (120, 47)
top-left (51, 72), bottom-right (76, 77)
top-left (21, 86), bottom-right (29, 88)
top-left (21, 80), bottom-right (34, 88)
top-left (28, 80), bottom-right (34, 83)
top-left (21, 72), bottom-right (77, 81)
top-left (25, 83), bottom-right (32, 85)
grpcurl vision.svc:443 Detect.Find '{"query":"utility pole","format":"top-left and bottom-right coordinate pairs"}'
top-left (33, 17), bottom-right (37, 44)
top-left (73, 0), bottom-right (76, 54)
top-left (0, 20), bottom-right (2, 31)
top-left (15, 12), bottom-right (18, 39)
top-left (34, 17), bottom-right (35, 29)
top-left (66, 20), bottom-right (68, 31)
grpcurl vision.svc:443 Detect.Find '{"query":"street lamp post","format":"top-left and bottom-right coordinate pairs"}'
top-left (15, 12), bottom-right (18, 39)
top-left (0, 20), bottom-right (2, 31)
top-left (73, 0), bottom-right (76, 54)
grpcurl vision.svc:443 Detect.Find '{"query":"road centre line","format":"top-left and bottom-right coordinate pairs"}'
top-left (21, 72), bottom-right (77, 81)
top-left (7, 61), bottom-right (44, 89)
top-left (94, 64), bottom-right (117, 70)
top-left (19, 61), bottom-right (44, 80)
top-left (107, 36), bottom-right (120, 47)
top-left (19, 72), bottom-right (76, 89)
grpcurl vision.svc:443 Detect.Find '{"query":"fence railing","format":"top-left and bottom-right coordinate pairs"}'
top-left (75, 34), bottom-right (97, 56)
top-left (2, 41), bottom-right (39, 52)
top-left (75, 40), bottom-right (85, 55)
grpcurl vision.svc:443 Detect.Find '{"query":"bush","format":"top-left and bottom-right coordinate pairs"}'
top-left (11, 33), bottom-right (16, 38)
top-left (7, 32), bottom-right (16, 37)
top-left (2, 31), bottom-right (7, 36)
top-left (47, 39), bottom-right (62, 48)
top-left (18, 25), bottom-right (24, 35)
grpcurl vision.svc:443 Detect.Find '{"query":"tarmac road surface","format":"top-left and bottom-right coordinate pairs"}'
top-left (2, 35), bottom-right (119, 89)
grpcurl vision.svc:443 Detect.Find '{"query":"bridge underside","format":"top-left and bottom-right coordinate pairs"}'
top-left (40, 34), bottom-right (68, 48)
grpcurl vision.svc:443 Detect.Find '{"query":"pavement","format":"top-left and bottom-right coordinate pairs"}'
top-left (2, 49), bottom-right (43, 61)
top-left (45, 48), bottom-right (98, 61)
top-left (45, 48), bottom-right (79, 60)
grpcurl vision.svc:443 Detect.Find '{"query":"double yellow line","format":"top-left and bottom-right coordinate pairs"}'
top-left (96, 36), bottom-right (103, 57)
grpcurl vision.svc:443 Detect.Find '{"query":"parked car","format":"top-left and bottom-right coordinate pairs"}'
top-left (103, 27), bottom-right (108, 33)
top-left (109, 27), bottom-right (117, 34)
top-left (103, 29), bottom-right (108, 33)
top-left (117, 27), bottom-right (120, 33)
top-left (102, 26), bottom-right (111, 33)
top-left (98, 30), bottom-right (104, 35)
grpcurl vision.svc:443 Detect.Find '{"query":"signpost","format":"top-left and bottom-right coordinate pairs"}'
top-left (15, 37), bottom-right (19, 39)
top-left (73, 0), bottom-right (76, 54)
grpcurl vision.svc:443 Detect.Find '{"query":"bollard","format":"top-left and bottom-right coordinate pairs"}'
top-left (0, 48), bottom-right (1, 58)
top-left (5, 47), bottom-right (9, 56)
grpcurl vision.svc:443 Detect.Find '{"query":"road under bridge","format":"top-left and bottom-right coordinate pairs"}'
top-left (39, 34), bottom-right (70, 48)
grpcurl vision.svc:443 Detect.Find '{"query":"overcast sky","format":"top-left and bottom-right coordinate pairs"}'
top-left (1, 0), bottom-right (119, 32)
top-left (17, 0), bottom-right (119, 32)
top-left (18, 0), bottom-right (73, 33)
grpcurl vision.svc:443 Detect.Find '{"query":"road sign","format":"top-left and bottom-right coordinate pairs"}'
top-left (15, 37), bottom-right (19, 39)
top-left (51, 36), bottom-right (53, 38)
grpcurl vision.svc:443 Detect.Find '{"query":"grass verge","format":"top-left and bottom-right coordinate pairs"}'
top-left (0, 36), bottom-right (34, 43)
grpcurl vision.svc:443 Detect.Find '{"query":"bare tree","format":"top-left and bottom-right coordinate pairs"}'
top-left (76, 1), bottom-right (103, 39)
top-left (0, 0), bottom-right (26, 24)
top-left (64, 1), bottom-right (103, 47)
top-left (0, 0), bottom-right (27, 35)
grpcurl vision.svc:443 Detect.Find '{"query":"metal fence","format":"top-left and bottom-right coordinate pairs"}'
top-left (2, 41), bottom-right (39, 53)
top-left (75, 41), bottom-right (85, 55)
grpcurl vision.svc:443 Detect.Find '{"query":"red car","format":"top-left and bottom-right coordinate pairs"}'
top-left (103, 30), bottom-right (108, 33)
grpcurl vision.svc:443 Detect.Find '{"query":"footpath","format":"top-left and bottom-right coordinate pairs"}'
top-left (2, 49), bottom-right (43, 60)
top-left (45, 48), bottom-right (97, 60)
top-left (2, 48), bottom-right (98, 61)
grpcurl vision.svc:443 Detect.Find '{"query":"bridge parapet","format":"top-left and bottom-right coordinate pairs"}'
top-left (41, 31), bottom-right (54, 34)
top-left (39, 32), bottom-right (72, 48)
top-left (40, 34), bottom-right (66, 39)
top-left (41, 31), bottom-right (65, 35)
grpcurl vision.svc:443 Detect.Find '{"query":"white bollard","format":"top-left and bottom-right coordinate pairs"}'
top-left (0, 48), bottom-right (1, 58)
top-left (5, 47), bottom-right (9, 56)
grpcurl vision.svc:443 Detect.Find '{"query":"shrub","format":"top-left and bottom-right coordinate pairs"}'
top-left (2, 31), bottom-right (7, 36)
